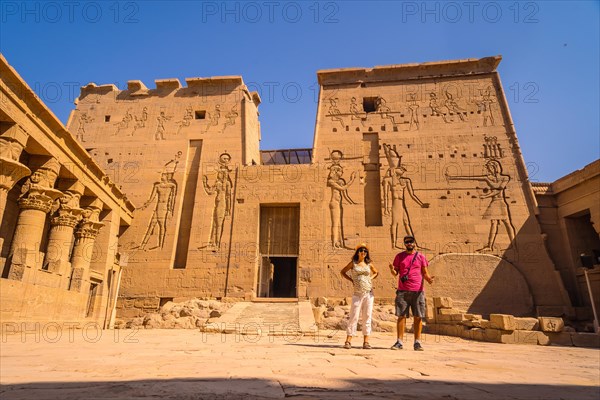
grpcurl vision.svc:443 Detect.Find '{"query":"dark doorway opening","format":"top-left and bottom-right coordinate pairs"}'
top-left (270, 257), bottom-right (297, 298)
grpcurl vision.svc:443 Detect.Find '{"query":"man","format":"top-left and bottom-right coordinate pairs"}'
top-left (388, 235), bottom-right (434, 351)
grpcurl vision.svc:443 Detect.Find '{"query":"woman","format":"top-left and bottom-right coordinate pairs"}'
top-left (340, 243), bottom-right (379, 349)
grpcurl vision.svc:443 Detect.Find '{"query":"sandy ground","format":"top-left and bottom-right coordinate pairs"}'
top-left (1, 327), bottom-right (599, 399)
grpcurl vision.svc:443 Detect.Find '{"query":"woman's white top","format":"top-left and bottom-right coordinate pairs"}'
top-left (351, 262), bottom-right (372, 294)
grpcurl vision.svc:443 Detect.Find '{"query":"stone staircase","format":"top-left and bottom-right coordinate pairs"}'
top-left (202, 301), bottom-right (316, 336)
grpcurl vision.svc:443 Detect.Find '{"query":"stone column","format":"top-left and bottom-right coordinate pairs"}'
top-left (0, 124), bottom-right (31, 219)
top-left (6, 157), bottom-right (62, 283)
top-left (69, 200), bottom-right (104, 293)
top-left (44, 181), bottom-right (85, 289)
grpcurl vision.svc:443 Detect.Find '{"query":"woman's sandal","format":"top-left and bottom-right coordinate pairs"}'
top-left (343, 341), bottom-right (352, 349)
top-left (362, 342), bottom-right (372, 349)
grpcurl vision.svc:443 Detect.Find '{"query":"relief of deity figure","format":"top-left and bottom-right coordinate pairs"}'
top-left (114, 108), bottom-right (133, 135)
top-left (444, 91), bottom-right (467, 122)
top-left (429, 92), bottom-right (449, 123)
top-left (382, 144), bottom-right (429, 249)
top-left (376, 97), bottom-right (397, 128)
top-left (205, 105), bottom-right (221, 133)
top-left (476, 87), bottom-right (496, 127)
top-left (406, 93), bottom-right (420, 131)
top-left (76, 112), bottom-right (94, 142)
top-left (327, 151), bottom-right (356, 249)
top-left (202, 153), bottom-right (233, 249)
top-left (176, 106), bottom-right (193, 134)
top-left (223, 105), bottom-right (239, 131)
top-left (155, 111), bottom-right (172, 140)
top-left (133, 107), bottom-right (149, 133)
top-left (446, 159), bottom-right (515, 251)
top-left (327, 98), bottom-right (345, 128)
top-left (349, 97), bottom-right (366, 125)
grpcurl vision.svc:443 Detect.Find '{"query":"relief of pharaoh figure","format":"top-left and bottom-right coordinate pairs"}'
top-left (327, 151), bottom-right (356, 249)
top-left (138, 154), bottom-right (180, 250)
top-left (446, 158), bottom-right (515, 251)
top-left (382, 144), bottom-right (429, 249)
top-left (202, 153), bottom-right (233, 249)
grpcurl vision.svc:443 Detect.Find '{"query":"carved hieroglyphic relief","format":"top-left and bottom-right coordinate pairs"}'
top-left (155, 110), bottom-right (173, 140)
top-left (326, 150), bottom-right (356, 249)
top-left (205, 104), bottom-right (221, 133)
top-left (476, 86), bottom-right (496, 127)
top-left (406, 93), bottom-right (420, 131)
top-left (429, 92), bottom-right (449, 123)
top-left (176, 106), bottom-right (193, 134)
top-left (327, 99), bottom-right (345, 128)
top-left (484, 135), bottom-right (504, 159)
top-left (444, 90), bottom-right (467, 122)
top-left (76, 112), bottom-right (94, 142)
top-left (349, 97), bottom-right (365, 125)
top-left (133, 107), bottom-right (149, 133)
top-left (375, 97), bottom-right (397, 128)
top-left (202, 152), bottom-right (233, 249)
top-left (382, 143), bottom-right (429, 249)
top-left (114, 108), bottom-right (133, 135)
top-left (446, 157), bottom-right (515, 252)
top-left (223, 105), bottom-right (239, 132)
top-left (138, 152), bottom-right (181, 250)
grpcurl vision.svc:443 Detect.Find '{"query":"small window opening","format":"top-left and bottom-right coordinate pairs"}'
top-left (104, 115), bottom-right (111, 122)
top-left (195, 110), bottom-right (206, 119)
top-left (363, 97), bottom-right (378, 113)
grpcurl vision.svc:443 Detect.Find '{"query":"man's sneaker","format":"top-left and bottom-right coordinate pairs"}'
top-left (414, 342), bottom-right (424, 351)
top-left (390, 341), bottom-right (403, 350)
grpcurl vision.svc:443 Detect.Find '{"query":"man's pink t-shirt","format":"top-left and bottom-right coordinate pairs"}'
top-left (393, 251), bottom-right (428, 292)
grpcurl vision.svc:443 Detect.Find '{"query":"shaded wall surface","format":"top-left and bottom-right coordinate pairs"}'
top-left (534, 160), bottom-right (600, 315)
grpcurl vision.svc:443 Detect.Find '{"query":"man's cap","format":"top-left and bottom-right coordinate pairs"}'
top-left (403, 235), bottom-right (415, 241)
top-left (355, 243), bottom-right (369, 252)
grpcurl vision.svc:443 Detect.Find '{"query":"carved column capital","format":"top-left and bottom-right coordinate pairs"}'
top-left (0, 124), bottom-right (28, 161)
top-left (18, 188), bottom-right (63, 213)
top-left (51, 210), bottom-right (82, 228)
top-left (0, 159), bottom-right (31, 192)
top-left (75, 220), bottom-right (104, 240)
top-left (50, 191), bottom-right (84, 227)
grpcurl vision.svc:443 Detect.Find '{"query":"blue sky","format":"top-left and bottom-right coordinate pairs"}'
top-left (1, 0), bottom-right (598, 181)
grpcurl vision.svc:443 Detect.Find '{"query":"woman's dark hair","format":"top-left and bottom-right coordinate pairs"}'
top-left (352, 247), bottom-right (371, 264)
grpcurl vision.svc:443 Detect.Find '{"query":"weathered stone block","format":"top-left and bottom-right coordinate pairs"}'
top-left (514, 317), bottom-right (539, 331)
top-left (464, 314), bottom-right (482, 321)
top-left (490, 314), bottom-right (516, 330)
top-left (500, 330), bottom-right (540, 345)
top-left (436, 314), bottom-right (454, 324)
top-left (481, 328), bottom-right (504, 343)
top-left (425, 298), bottom-right (435, 322)
top-left (312, 305), bottom-right (326, 324)
top-left (438, 308), bottom-right (462, 315)
top-left (374, 320), bottom-right (396, 332)
top-left (538, 317), bottom-right (564, 332)
top-left (545, 332), bottom-right (573, 346)
top-left (571, 333), bottom-right (600, 348)
top-left (434, 297), bottom-right (453, 309)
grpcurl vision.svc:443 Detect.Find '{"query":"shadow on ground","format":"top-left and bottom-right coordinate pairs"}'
top-left (1, 377), bottom-right (598, 400)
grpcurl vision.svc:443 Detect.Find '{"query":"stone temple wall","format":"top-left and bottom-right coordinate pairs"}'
top-left (67, 56), bottom-right (573, 319)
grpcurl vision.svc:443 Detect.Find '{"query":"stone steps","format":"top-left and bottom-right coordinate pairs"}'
top-left (202, 301), bottom-right (317, 336)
